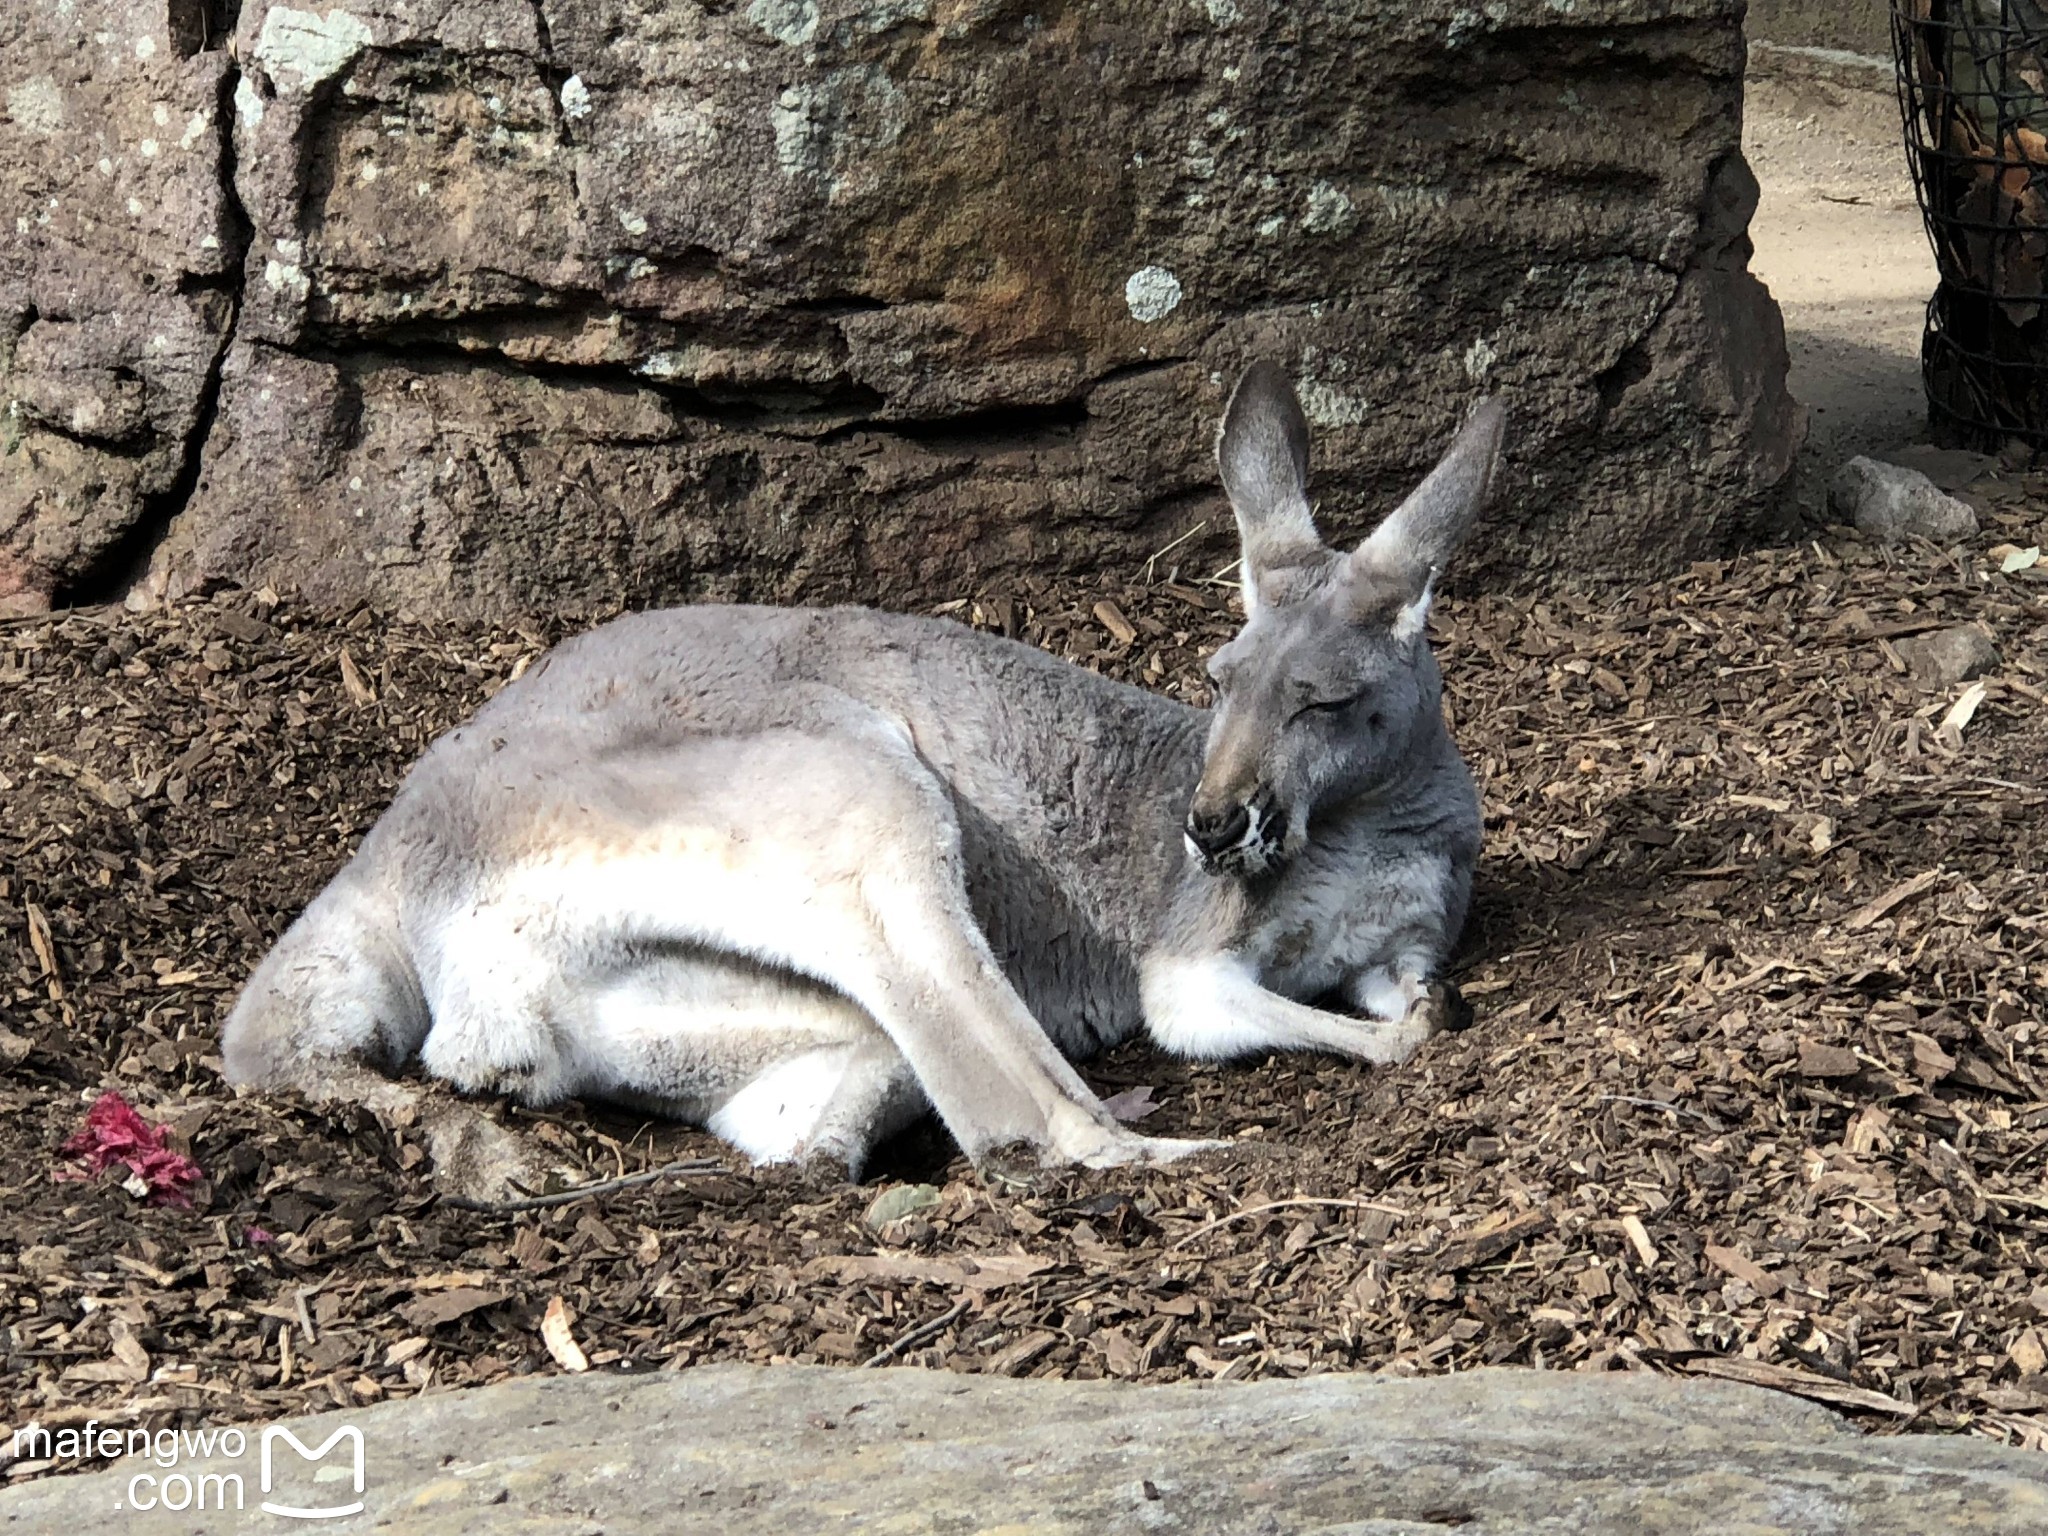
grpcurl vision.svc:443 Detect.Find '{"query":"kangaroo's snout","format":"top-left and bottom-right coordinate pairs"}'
top-left (1183, 783), bottom-right (1283, 876)
top-left (1184, 801), bottom-right (1251, 859)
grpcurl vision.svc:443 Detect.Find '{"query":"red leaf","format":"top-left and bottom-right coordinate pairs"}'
top-left (58, 1091), bottom-right (204, 1208)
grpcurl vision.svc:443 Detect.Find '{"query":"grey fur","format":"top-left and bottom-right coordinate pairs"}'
top-left (222, 365), bottom-right (1505, 1175)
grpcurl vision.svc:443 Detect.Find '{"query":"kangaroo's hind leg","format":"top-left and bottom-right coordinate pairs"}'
top-left (450, 721), bottom-right (1216, 1169)
top-left (561, 947), bottom-right (928, 1176)
top-left (711, 1032), bottom-right (927, 1176)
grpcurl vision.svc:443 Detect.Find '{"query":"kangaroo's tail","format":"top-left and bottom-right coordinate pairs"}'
top-left (221, 859), bottom-right (429, 1090)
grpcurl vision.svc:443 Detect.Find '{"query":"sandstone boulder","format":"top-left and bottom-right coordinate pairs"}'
top-left (4, 1364), bottom-right (2045, 1533)
top-left (6, 1), bottom-right (1802, 619)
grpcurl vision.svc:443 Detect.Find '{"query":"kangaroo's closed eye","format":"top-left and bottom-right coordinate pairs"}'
top-left (1299, 692), bottom-right (1366, 717)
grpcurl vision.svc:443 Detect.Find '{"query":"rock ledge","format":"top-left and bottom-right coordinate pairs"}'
top-left (5, 1363), bottom-right (2045, 1534)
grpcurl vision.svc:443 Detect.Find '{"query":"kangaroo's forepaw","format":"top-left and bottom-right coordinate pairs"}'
top-left (1406, 979), bottom-right (1472, 1040)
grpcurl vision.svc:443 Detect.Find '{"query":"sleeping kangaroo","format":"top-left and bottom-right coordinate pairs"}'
top-left (223, 362), bottom-right (1504, 1175)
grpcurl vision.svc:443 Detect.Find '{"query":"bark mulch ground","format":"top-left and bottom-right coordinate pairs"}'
top-left (4, 507), bottom-right (2048, 1479)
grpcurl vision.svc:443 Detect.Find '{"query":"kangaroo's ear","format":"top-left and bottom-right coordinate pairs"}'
top-left (1343, 397), bottom-right (1506, 639)
top-left (1217, 361), bottom-right (1320, 614)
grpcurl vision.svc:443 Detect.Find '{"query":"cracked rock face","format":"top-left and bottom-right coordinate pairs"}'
top-left (7, 0), bottom-right (1802, 619)
top-left (0, 3), bottom-right (242, 616)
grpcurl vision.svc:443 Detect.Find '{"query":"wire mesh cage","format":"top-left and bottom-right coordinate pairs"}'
top-left (1893, 0), bottom-right (2048, 449)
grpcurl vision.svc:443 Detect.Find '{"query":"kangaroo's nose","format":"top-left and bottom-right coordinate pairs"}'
top-left (1185, 802), bottom-right (1251, 858)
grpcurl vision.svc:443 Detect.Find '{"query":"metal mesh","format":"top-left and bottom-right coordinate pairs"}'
top-left (1893, 0), bottom-right (2048, 449)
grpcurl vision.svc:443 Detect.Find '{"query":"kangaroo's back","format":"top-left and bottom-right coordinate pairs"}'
top-left (393, 604), bottom-right (1208, 1048)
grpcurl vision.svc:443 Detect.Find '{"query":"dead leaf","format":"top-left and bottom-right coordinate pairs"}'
top-left (1101, 1085), bottom-right (1162, 1123)
top-left (541, 1295), bottom-right (589, 1373)
top-left (396, 1287), bottom-right (507, 1331)
top-left (863, 1183), bottom-right (941, 1230)
top-left (1681, 1356), bottom-right (1914, 1416)
top-left (1844, 869), bottom-right (1942, 931)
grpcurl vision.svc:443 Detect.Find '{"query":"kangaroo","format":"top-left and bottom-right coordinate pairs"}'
top-left (222, 362), bottom-right (1503, 1177)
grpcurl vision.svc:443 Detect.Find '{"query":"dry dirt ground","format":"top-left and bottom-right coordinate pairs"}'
top-left (4, 507), bottom-right (2048, 1477)
top-left (1746, 60), bottom-right (1939, 472)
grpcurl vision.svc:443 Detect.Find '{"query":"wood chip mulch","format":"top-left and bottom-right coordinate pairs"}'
top-left (5, 502), bottom-right (2048, 1479)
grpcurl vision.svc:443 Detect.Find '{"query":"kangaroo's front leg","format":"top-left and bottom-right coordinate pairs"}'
top-left (1347, 964), bottom-right (1468, 1039)
top-left (1140, 952), bottom-right (1447, 1065)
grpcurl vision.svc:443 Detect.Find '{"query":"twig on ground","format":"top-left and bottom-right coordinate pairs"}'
top-left (1141, 519), bottom-right (1208, 584)
top-left (864, 1297), bottom-right (972, 1368)
top-left (1595, 1094), bottom-right (1719, 1126)
top-left (1167, 1196), bottom-right (1409, 1252)
top-left (438, 1159), bottom-right (727, 1213)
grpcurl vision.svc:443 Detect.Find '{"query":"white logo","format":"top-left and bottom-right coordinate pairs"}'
top-left (259, 1426), bottom-right (366, 1520)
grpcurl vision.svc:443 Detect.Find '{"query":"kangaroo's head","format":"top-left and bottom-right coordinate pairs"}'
top-left (1184, 361), bottom-right (1506, 879)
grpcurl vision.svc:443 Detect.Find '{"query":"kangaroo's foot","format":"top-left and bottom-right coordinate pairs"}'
top-left (247, 1058), bottom-right (557, 1205)
top-left (1032, 1099), bottom-right (1228, 1168)
top-left (1077, 1133), bottom-right (1232, 1169)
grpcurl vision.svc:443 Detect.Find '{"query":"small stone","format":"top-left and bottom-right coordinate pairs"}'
top-left (1755, 1030), bottom-right (1798, 1063)
top-left (863, 1183), bottom-right (941, 1231)
top-left (1893, 625), bottom-right (2000, 689)
top-left (1828, 456), bottom-right (1980, 544)
top-left (1796, 1040), bottom-right (1860, 1078)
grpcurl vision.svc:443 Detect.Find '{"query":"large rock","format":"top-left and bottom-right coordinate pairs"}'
top-left (0, 2), bottom-right (242, 616)
top-left (5, 1364), bottom-right (2046, 1533)
top-left (8, 1), bottom-right (1801, 619)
